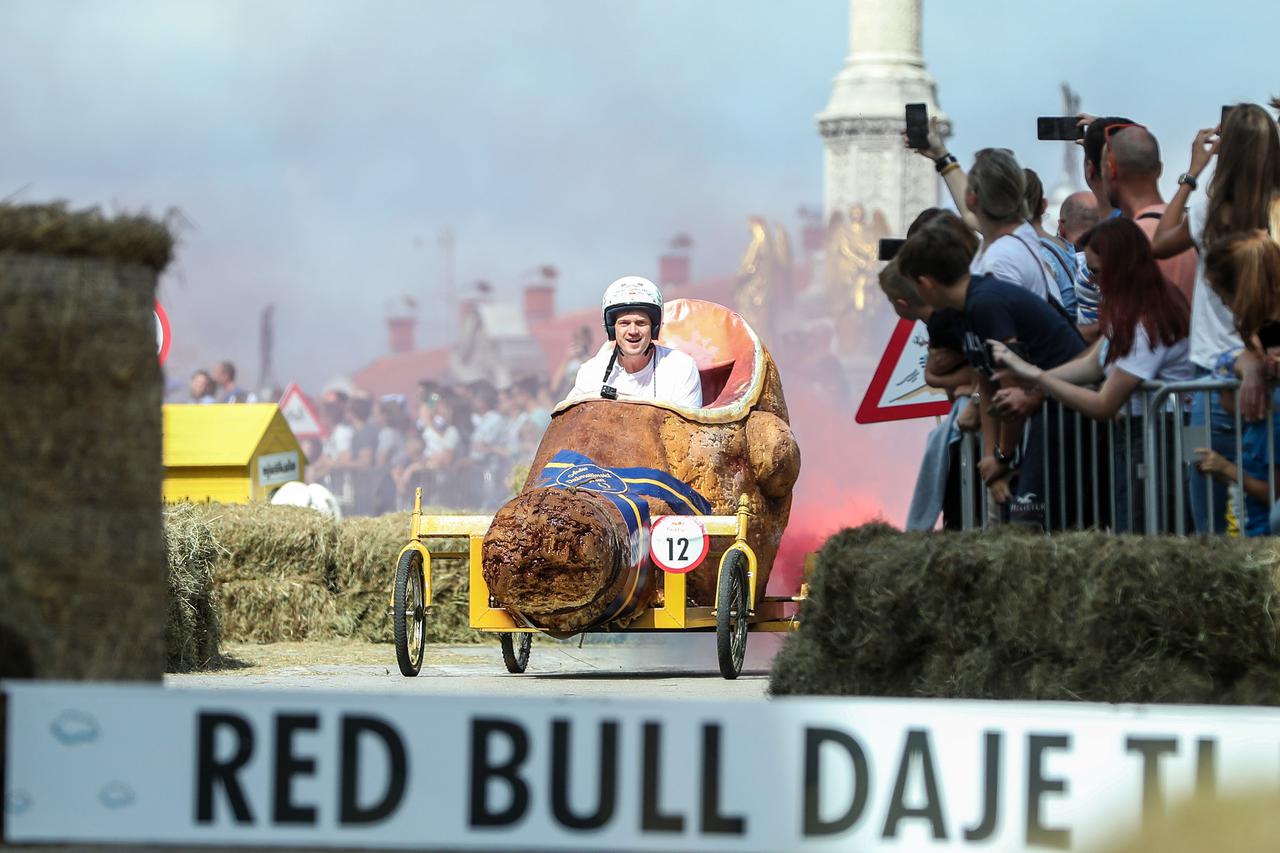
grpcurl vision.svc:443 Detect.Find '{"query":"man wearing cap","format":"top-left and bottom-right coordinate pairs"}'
top-left (563, 276), bottom-right (702, 408)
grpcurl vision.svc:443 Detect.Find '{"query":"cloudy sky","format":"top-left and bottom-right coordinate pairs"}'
top-left (3, 0), bottom-right (1275, 390)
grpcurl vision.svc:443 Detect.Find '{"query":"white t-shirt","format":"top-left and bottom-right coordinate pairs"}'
top-left (970, 222), bottom-right (1062, 305)
top-left (422, 423), bottom-right (460, 457)
top-left (565, 343), bottom-right (703, 408)
top-left (1101, 325), bottom-right (1195, 415)
top-left (1187, 191), bottom-right (1245, 369)
top-left (322, 423), bottom-right (354, 460)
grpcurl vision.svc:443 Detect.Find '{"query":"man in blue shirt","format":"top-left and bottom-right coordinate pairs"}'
top-left (898, 221), bottom-right (1088, 530)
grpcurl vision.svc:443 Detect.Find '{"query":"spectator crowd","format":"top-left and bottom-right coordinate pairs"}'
top-left (888, 98), bottom-right (1280, 536)
top-left (304, 376), bottom-right (562, 515)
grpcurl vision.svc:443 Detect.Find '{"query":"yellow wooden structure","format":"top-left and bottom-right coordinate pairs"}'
top-left (390, 490), bottom-right (801, 680)
top-left (162, 404), bottom-right (305, 503)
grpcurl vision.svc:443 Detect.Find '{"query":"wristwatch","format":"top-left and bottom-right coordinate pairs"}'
top-left (934, 153), bottom-right (959, 173)
top-left (1177, 172), bottom-right (1198, 190)
top-left (993, 445), bottom-right (1013, 466)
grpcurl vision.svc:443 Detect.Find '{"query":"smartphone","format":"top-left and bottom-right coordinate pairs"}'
top-left (1037, 116), bottom-right (1085, 141)
top-left (878, 238), bottom-right (905, 261)
top-left (1221, 104), bottom-right (1235, 127)
top-left (1180, 422), bottom-right (1212, 467)
top-left (905, 103), bottom-right (930, 150)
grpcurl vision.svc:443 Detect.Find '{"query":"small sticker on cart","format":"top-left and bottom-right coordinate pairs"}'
top-left (650, 515), bottom-right (709, 573)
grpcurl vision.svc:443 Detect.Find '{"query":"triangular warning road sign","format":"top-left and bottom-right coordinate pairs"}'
top-left (278, 382), bottom-right (329, 440)
top-left (855, 317), bottom-right (953, 424)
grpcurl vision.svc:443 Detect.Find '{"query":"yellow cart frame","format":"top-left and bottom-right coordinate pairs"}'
top-left (390, 488), bottom-right (801, 679)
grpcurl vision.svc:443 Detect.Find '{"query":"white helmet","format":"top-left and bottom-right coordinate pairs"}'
top-left (602, 276), bottom-right (663, 341)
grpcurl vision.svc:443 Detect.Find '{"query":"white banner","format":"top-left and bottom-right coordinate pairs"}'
top-left (5, 683), bottom-right (1280, 851)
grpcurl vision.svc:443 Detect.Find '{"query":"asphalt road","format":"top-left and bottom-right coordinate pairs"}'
top-left (166, 634), bottom-right (785, 700)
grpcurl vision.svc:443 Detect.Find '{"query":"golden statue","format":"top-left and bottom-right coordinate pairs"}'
top-left (736, 215), bottom-right (791, 340)
top-left (826, 203), bottom-right (887, 313)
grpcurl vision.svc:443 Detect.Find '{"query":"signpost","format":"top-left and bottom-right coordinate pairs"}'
top-left (277, 381), bottom-right (328, 441)
top-left (855, 318), bottom-right (951, 424)
top-left (155, 301), bottom-right (171, 366)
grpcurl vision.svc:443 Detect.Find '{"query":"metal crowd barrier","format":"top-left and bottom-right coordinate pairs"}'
top-left (956, 378), bottom-right (1277, 536)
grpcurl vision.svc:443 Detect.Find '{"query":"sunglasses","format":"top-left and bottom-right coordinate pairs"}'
top-left (1102, 122), bottom-right (1146, 142)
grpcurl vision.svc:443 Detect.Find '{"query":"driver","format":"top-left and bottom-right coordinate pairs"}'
top-left (563, 276), bottom-right (703, 407)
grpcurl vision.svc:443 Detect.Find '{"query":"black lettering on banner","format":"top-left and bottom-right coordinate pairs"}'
top-left (801, 727), bottom-right (869, 837)
top-left (550, 719), bottom-right (618, 831)
top-left (963, 731), bottom-right (1002, 842)
top-left (339, 716), bottom-right (408, 825)
top-left (700, 724), bottom-right (746, 835)
top-left (640, 722), bottom-right (684, 833)
top-left (273, 714), bottom-right (320, 825)
top-left (195, 712), bottom-right (255, 824)
top-left (882, 729), bottom-right (946, 840)
top-left (1026, 733), bottom-right (1071, 849)
top-left (469, 719), bottom-right (530, 828)
top-left (1126, 737), bottom-right (1178, 827)
top-left (1196, 738), bottom-right (1217, 798)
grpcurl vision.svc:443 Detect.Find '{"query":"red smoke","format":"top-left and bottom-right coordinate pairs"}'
top-left (767, 385), bottom-right (930, 595)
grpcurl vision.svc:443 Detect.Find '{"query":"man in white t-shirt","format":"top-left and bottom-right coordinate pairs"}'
top-left (564, 276), bottom-right (703, 408)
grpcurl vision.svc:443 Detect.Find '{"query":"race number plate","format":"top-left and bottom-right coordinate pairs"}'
top-left (649, 515), bottom-right (709, 573)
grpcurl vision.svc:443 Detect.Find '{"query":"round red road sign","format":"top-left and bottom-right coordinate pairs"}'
top-left (155, 301), bottom-right (171, 365)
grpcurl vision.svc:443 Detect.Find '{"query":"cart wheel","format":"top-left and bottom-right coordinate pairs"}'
top-left (499, 632), bottom-right (532, 673)
top-left (716, 550), bottom-right (749, 679)
top-left (393, 550), bottom-right (426, 677)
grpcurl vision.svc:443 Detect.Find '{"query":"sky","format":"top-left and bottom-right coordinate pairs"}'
top-left (2, 0), bottom-right (1277, 391)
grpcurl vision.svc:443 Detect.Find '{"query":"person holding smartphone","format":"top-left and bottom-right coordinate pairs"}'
top-left (1151, 102), bottom-right (1280, 533)
top-left (897, 218), bottom-right (1086, 530)
top-left (989, 218), bottom-right (1193, 532)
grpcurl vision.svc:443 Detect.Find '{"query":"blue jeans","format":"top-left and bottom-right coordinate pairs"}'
top-left (1187, 375), bottom-right (1236, 535)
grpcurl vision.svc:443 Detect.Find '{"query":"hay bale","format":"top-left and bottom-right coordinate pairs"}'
top-left (332, 513), bottom-right (413, 592)
top-left (197, 502), bottom-right (338, 586)
top-left (164, 504), bottom-right (222, 671)
top-left (189, 503), bottom-right (479, 645)
top-left (0, 206), bottom-right (173, 680)
top-left (0, 202), bottom-right (174, 271)
top-left (215, 579), bottom-right (338, 643)
top-left (769, 525), bottom-right (1280, 704)
top-left (330, 511), bottom-right (476, 643)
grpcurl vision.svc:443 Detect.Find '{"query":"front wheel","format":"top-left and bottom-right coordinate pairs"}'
top-left (393, 551), bottom-right (426, 676)
top-left (500, 632), bottom-right (532, 673)
top-left (716, 550), bottom-right (749, 679)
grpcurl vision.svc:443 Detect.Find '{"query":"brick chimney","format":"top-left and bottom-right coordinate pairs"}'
top-left (387, 315), bottom-right (416, 355)
top-left (524, 284), bottom-right (555, 324)
top-left (658, 233), bottom-right (694, 289)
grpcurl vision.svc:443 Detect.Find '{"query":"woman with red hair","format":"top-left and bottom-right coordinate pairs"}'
top-left (991, 217), bottom-right (1193, 530)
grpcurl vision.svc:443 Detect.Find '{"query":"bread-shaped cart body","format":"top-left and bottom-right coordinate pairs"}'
top-left (481, 298), bottom-right (800, 633)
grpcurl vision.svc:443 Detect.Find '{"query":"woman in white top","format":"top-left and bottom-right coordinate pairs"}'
top-left (1150, 102), bottom-right (1280, 532)
top-left (990, 218), bottom-right (1192, 531)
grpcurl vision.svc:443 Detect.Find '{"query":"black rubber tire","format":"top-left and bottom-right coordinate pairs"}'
top-left (393, 550), bottom-right (426, 677)
top-left (499, 632), bottom-right (532, 673)
top-left (716, 550), bottom-right (749, 679)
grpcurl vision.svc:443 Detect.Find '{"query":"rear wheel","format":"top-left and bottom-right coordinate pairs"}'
top-left (500, 632), bottom-right (532, 673)
top-left (393, 551), bottom-right (426, 677)
top-left (716, 550), bottom-right (749, 679)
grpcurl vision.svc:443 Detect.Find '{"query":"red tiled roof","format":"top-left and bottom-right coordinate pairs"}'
top-left (348, 267), bottom-right (802, 396)
top-left (350, 345), bottom-right (451, 398)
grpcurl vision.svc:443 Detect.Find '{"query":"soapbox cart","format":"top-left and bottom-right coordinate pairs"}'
top-left (390, 488), bottom-right (802, 680)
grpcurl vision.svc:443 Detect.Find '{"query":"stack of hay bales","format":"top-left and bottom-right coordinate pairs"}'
top-left (201, 503), bottom-right (340, 642)
top-left (0, 204), bottom-right (173, 680)
top-left (164, 503), bottom-right (222, 671)
top-left (173, 503), bottom-right (476, 645)
top-left (770, 524), bottom-right (1280, 705)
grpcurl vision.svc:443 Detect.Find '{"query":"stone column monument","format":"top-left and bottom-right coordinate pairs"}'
top-left (818, 0), bottom-right (950, 234)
